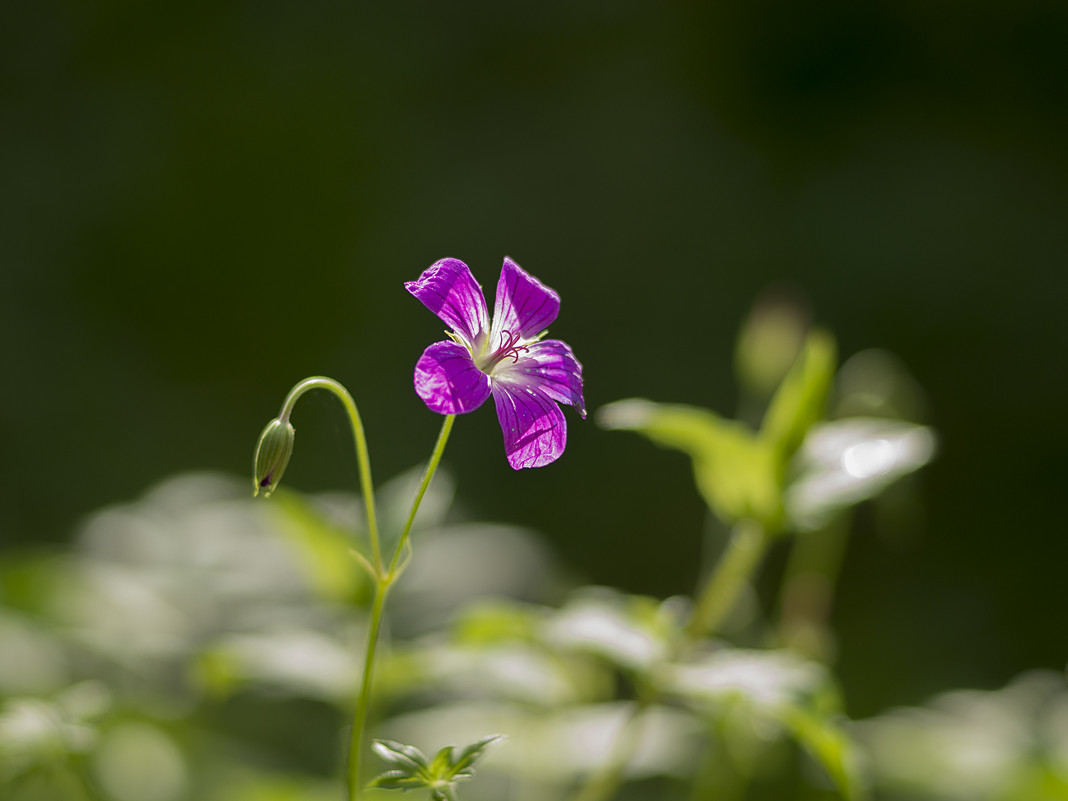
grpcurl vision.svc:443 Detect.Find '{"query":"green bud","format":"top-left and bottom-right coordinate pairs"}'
top-left (253, 418), bottom-right (295, 498)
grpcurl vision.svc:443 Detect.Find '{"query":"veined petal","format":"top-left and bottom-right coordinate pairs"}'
top-left (497, 339), bottom-right (586, 417)
top-left (492, 257), bottom-right (560, 341)
top-left (492, 382), bottom-right (567, 469)
top-left (414, 341), bottom-right (492, 415)
top-left (405, 258), bottom-right (489, 347)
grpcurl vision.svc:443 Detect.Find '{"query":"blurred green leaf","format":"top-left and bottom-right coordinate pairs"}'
top-left (760, 329), bottom-right (837, 462)
top-left (451, 600), bottom-right (544, 645)
top-left (785, 418), bottom-right (937, 531)
top-left (860, 671), bottom-right (1068, 801)
top-left (274, 493), bottom-right (370, 603)
top-left (545, 587), bottom-right (679, 675)
top-left (598, 400), bottom-right (781, 528)
top-left (663, 647), bottom-right (865, 798)
top-left (734, 290), bottom-right (810, 400)
top-left (781, 705), bottom-right (868, 801)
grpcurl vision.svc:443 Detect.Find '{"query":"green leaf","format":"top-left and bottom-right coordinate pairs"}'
top-left (430, 744), bottom-right (455, 775)
top-left (781, 706), bottom-right (868, 801)
top-left (784, 418), bottom-right (936, 531)
top-left (274, 493), bottom-right (370, 602)
top-left (598, 400), bottom-right (781, 527)
top-left (371, 739), bottom-right (429, 770)
top-left (367, 771), bottom-right (426, 791)
top-left (368, 735), bottom-right (503, 799)
top-left (450, 734), bottom-right (505, 774)
top-left (760, 329), bottom-right (837, 462)
top-left (451, 601), bottom-right (542, 645)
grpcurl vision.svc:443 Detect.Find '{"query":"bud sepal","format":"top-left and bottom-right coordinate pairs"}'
top-left (253, 418), bottom-right (295, 497)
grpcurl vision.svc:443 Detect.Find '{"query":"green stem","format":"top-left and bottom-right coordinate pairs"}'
top-left (348, 580), bottom-right (388, 801)
top-left (345, 413), bottom-right (455, 801)
top-left (386, 414), bottom-right (455, 577)
top-left (279, 376), bottom-right (383, 572)
top-left (776, 511), bottom-right (851, 660)
top-left (685, 518), bottom-right (769, 641)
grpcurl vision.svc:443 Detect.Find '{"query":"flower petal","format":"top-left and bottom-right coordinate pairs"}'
top-left (492, 257), bottom-right (560, 341)
top-left (414, 341), bottom-right (492, 415)
top-left (492, 382), bottom-right (567, 469)
top-left (497, 339), bottom-right (586, 418)
top-left (405, 258), bottom-right (489, 347)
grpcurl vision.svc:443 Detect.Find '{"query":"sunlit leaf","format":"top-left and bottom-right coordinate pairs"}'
top-left (598, 400), bottom-right (781, 527)
top-left (544, 588), bottom-right (671, 673)
top-left (371, 739), bottom-right (429, 770)
top-left (785, 418), bottom-right (937, 531)
top-left (451, 734), bottom-right (505, 774)
top-left (859, 670), bottom-right (1068, 801)
top-left (781, 705), bottom-right (868, 801)
top-left (760, 329), bottom-right (837, 462)
top-left (662, 648), bottom-right (827, 713)
top-left (368, 734), bottom-right (503, 800)
top-left (274, 493), bottom-right (369, 603)
top-left (450, 600), bottom-right (544, 645)
top-left (663, 647), bottom-right (865, 799)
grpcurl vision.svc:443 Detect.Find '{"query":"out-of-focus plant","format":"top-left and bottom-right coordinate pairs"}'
top-left (859, 671), bottom-right (1068, 801)
top-left (584, 294), bottom-right (936, 801)
top-left (1, 286), bottom-right (954, 801)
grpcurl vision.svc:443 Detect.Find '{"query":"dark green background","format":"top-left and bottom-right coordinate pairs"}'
top-left (3, 1), bottom-right (1066, 716)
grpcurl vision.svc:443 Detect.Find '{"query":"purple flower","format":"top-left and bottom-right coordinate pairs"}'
top-left (406, 257), bottom-right (586, 469)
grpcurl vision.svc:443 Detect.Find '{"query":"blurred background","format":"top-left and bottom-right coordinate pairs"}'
top-left (3, 0), bottom-right (1066, 733)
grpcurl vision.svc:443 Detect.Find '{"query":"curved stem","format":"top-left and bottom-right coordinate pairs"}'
top-left (278, 376), bottom-right (383, 572)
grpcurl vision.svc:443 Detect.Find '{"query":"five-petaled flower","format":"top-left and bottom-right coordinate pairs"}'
top-left (406, 257), bottom-right (586, 469)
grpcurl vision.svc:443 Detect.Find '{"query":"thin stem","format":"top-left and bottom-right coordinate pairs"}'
top-left (776, 511), bottom-right (851, 660)
top-left (278, 376), bottom-right (383, 572)
top-left (347, 580), bottom-right (389, 801)
top-left (685, 518), bottom-right (769, 641)
top-left (345, 413), bottom-right (455, 801)
top-left (386, 414), bottom-right (455, 577)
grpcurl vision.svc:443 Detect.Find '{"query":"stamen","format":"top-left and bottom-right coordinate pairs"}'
top-left (495, 329), bottom-right (529, 364)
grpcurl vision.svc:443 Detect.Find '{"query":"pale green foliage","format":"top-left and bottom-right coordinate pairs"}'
top-left (368, 735), bottom-right (504, 801)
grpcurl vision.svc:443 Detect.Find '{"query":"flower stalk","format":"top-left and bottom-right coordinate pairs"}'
top-left (255, 377), bottom-right (455, 801)
top-left (686, 518), bottom-right (769, 641)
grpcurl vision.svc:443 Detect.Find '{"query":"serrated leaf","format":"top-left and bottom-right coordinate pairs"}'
top-left (371, 739), bottom-right (429, 770)
top-left (761, 330), bottom-right (837, 462)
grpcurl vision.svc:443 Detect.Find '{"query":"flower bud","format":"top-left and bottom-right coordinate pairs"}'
top-left (253, 418), bottom-right (295, 497)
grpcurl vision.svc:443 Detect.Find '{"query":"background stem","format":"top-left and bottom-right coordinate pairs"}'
top-left (686, 518), bottom-right (768, 641)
